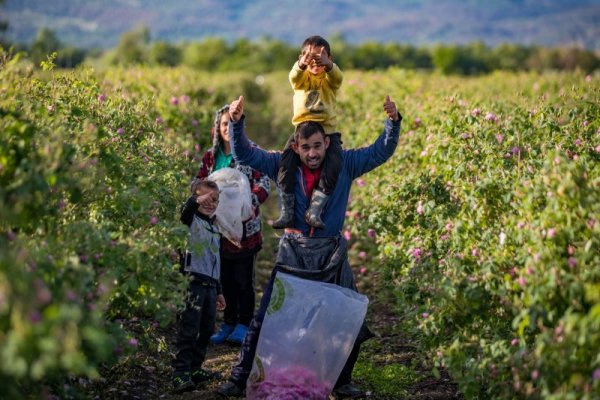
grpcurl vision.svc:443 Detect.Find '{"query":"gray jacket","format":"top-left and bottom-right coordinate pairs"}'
top-left (181, 197), bottom-right (221, 284)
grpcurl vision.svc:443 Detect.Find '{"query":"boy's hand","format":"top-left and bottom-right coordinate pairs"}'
top-left (216, 294), bottom-right (226, 311)
top-left (196, 192), bottom-right (214, 205)
top-left (298, 49), bottom-right (312, 70)
top-left (383, 95), bottom-right (399, 121)
top-left (313, 46), bottom-right (333, 71)
top-left (229, 95), bottom-right (244, 122)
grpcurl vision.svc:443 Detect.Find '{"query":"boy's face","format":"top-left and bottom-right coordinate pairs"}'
top-left (195, 186), bottom-right (219, 216)
top-left (303, 46), bottom-right (331, 75)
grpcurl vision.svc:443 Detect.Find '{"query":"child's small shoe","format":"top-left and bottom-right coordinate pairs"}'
top-left (210, 323), bottom-right (235, 344)
top-left (172, 372), bottom-right (195, 393)
top-left (272, 193), bottom-right (295, 229)
top-left (226, 323), bottom-right (248, 344)
top-left (191, 368), bottom-right (221, 385)
top-left (305, 190), bottom-right (329, 229)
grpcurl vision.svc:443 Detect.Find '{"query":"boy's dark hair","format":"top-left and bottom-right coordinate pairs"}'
top-left (190, 178), bottom-right (219, 195)
top-left (293, 121), bottom-right (326, 142)
top-left (301, 35), bottom-right (331, 56)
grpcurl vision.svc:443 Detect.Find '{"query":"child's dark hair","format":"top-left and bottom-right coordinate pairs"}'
top-left (302, 35), bottom-right (331, 56)
top-left (190, 178), bottom-right (219, 195)
top-left (294, 121), bottom-right (326, 142)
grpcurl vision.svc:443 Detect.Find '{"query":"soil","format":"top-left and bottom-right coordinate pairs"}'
top-left (79, 198), bottom-right (462, 400)
top-left (80, 277), bottom-right (461, 400)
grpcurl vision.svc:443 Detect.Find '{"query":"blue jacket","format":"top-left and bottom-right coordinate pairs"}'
top-left (230, 115), bottom-right (401, 237)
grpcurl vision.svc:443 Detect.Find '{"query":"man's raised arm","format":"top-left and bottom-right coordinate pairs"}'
top-left (228, 95), bottom-right (280, 180)
top-left (345, 95), bottom-right (402, 179)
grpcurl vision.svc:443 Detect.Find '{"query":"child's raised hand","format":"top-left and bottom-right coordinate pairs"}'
top-left (298, 48), bottom-right (313, 70)
top-left (313, 46), bottom-right (333, 71)
top-left (383, 95), bottom-right (399, 121)
top-left (229, 95), bottom-right (244, 122)
top-left (196, 191), bottom-right (218, 208)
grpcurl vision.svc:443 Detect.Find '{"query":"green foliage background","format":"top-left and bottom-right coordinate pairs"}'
top-left (0, 49), bottom-right (599, 399)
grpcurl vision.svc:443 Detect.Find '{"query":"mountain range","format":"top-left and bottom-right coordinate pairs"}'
top-left (4, 0), bottom-right (600, 50)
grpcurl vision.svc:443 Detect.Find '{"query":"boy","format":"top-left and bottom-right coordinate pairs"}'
top-left (172, 179), bottom-right (226, 393)
top-left (273, 35), bottom-right (344, 230)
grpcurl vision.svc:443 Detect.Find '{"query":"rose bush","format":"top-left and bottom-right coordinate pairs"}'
top-left (340, 69), bottom-right (599, 399)
top-left (0, 52), bottom-right (268, 397)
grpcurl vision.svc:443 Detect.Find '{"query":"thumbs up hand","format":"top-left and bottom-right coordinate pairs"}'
top-left (229, 95), bottom-right (244, 122)
top-left (383, 95), bottom-right (399, 121)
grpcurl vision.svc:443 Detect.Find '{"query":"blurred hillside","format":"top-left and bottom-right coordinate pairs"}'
top-left (4, 0), bottom-right (600, 50)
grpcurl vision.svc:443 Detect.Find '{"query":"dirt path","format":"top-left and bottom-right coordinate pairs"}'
top-left (82, 198), bottom-right (462, 399)
top-left (82, 278), bottom-right (460, 400)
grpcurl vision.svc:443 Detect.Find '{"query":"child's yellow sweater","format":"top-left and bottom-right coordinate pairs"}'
top-left (289, 61), bottom-right (343, 134)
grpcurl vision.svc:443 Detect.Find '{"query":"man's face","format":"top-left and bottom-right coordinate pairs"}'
top-left (292, 132), bottom-right (330, 170)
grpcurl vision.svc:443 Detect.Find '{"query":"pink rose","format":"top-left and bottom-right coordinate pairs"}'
top-left (416, 202), bottom-right (424, 215)
top-left (484, 112), bottom-right (498, 122)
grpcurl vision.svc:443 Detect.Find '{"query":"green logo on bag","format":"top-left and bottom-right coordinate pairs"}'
top-left (248, 356), bottom-right (265, 383)
top-left (267, 276), bottom-right (292, 315)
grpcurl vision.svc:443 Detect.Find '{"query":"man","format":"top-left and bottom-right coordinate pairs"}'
top-left (217, 94), bottom-right (402, 398)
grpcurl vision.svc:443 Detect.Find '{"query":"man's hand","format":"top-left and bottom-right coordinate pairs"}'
top-left (383, 95), bottom-right (399, 121)
top-left (229, 95), bottom-right (244, 122)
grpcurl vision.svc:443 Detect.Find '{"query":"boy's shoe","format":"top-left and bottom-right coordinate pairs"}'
top-left (305, 190), bottom-right (329, 229)
top-left (225, 323), bottom-right (248, 344)
top-left (333, 383), bottom-right (366, 398)
top-left (172, 373), bottom-right (195, 393)
top-left (272, 193), bottom-right (295, 229)
top-left (210, 323), bottom-right (235, 344)
top-left (216, 381), bottom-right (244, 398)
top-left (191, 368), bottom-right (221, 385)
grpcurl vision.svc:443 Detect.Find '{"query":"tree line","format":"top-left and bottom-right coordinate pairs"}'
top-left (4, 25), bottom-right (600, 74)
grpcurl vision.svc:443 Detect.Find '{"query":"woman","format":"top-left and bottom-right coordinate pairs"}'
top-left (196, 105), bottom-right (270, 345)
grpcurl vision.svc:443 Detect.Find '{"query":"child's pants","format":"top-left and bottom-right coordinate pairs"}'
top-left (172, 278), bottom-right (217, 374)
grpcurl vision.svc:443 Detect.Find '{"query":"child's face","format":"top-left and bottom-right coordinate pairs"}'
top-left (303, 47), bottom-right (331, 75)
top-left (195, 186), bottom-right (219, 216)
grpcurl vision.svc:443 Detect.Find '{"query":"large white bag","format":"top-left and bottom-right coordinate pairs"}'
top-left (246, 272), bottom-right (369, 400)
top-left (207, 167), bottom-right (253, 247)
